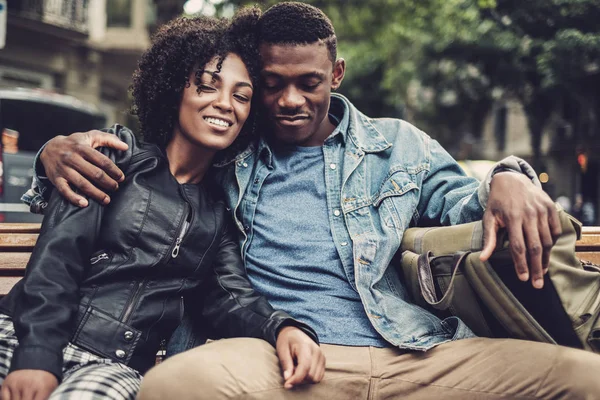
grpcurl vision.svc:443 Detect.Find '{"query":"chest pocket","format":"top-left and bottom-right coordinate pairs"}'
top-left (373, 172), bottom-right (419, 229)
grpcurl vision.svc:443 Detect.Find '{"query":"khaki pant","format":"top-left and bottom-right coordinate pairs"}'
top-left (137, 337), bottom-right (600, 399)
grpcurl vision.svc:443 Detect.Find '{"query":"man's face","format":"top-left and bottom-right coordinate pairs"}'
top-left (259, 42), bottom-right (345, 147)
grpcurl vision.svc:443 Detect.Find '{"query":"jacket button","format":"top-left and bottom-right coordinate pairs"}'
top-left (124, 331), bottom-right (134, 341)
top-left (115, 349), bottom-right (126, 359)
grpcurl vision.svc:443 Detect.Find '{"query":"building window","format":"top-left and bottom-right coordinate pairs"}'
top-left (107, 0), bottom-right (132, 27)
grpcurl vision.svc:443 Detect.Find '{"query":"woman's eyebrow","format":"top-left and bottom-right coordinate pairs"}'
top-left (201, 70), bottom-right (253, 89)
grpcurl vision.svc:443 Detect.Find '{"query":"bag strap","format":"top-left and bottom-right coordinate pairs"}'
top-left (417, 251), bottom-right (470, 310)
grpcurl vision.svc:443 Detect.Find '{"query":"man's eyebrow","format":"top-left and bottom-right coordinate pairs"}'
top-left (201, 70), bottom-right (253, 89)
top-left (261, 71), bottom-right (326, 80)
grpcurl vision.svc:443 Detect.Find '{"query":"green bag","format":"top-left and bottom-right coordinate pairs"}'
top-left (399, 207), bottom-right (600, 352)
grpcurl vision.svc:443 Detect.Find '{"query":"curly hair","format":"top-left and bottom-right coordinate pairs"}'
top-left (130, 7), bottom-right (261, 149)
top-left (258, 2), bottom-right (337, 62)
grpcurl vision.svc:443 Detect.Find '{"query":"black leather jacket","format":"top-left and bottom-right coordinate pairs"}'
top-left (0, 125), bottom-right (317, 380)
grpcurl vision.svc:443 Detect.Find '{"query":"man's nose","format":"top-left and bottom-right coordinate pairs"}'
top-left (278, 86), bottom-right (305, 109)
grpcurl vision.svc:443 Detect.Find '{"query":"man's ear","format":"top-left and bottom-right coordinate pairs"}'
top-left (331, 58), bottom-right (346, 90)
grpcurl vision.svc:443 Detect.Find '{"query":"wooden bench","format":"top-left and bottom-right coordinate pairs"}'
top-left (0, 223), bottom-right (40, 296)
top-left (1, 223), bottom-right (600, 297)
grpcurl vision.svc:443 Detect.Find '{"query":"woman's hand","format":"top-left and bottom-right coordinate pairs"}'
top-left (275, 326), bottom-right (326, 389)
top-left (1, 369), bottom-right (58, 400)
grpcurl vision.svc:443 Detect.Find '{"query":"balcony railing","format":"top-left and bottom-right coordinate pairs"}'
top-left (9, 0), bottom-right (89, 34)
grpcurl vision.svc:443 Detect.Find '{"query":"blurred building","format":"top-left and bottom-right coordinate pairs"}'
top-left (0, 0), bottom-right (157, 124)
top-left (471, 99), bottom-right (599, 225)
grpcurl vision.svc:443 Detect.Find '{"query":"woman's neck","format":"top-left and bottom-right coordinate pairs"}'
top-left (165, 134), bottom-right (215, 185)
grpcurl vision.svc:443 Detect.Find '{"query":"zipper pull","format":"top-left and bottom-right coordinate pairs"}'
top-left (90, 253), bottom-right (109, 265)
top-left (156, 339), bottom-right (167, 364)
top-left (171, 237), bottom-right (182, 258)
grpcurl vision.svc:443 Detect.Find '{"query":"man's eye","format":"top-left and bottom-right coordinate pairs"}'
top-left (303, 81), bottom-right (322, 90)
top-left (262, 79), bottom-right (281, 90)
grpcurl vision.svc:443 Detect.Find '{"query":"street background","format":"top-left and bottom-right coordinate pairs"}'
top-left (1, 0), bottom-right (599, 224)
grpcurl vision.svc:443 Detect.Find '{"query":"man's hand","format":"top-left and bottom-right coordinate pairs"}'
top-left (480, 172), bottom-right (562, 289)
top-left (0, 369), bottom-right (58, 400)
top-left (276, 326), bottom-right (325, 390)
top-left (40, 130), bottom-right (129, 207)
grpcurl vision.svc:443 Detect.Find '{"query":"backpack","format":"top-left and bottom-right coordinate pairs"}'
top-left (399, 207), bottom-right (600, 352)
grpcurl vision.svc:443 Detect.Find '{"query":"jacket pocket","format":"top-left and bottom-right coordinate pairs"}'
top-left (72, 305), bottom-right (141, 364)
top-left (373, 172), bottom-right (419, 229)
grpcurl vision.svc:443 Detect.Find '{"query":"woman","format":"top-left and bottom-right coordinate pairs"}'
top-left (0, 9), bottom-right (322, 400)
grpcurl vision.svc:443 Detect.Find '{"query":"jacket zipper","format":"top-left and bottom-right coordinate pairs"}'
top-left (122, 188), bottom-right (191, 323)
top-left (122, 280), bottom-right (145, 323)
top-left (155, 338), bottom-right (167, 364)
top-left (90, 252), bottom-right (109, 265)
top-left (171, 186), bottom-right (193, 259)
top-left (179, 296), bottom-right (185, 321)
top-left (171, 207), bottom-right (191, 259)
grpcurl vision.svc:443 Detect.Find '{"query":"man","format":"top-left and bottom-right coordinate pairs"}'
top-left (27, 2), bottom-right (600, 399)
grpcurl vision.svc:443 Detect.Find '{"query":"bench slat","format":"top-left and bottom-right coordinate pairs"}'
top-left (0, 253), bottom-right (30, 272)
top-left (576, 252), bottom-right (600, 265)
top-left (0, 277), bottom-right (22, 297)
top-left (0, 224), bottom-right (42, 234)
top-left (0, 233), bottom-right (38, 250)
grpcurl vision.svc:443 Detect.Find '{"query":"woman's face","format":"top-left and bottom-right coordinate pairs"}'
top-left (175, 53), bottom-right (253, 152)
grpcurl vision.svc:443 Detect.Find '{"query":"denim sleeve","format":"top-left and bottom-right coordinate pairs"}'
top-left (416, 138), bottom-right (539, 227)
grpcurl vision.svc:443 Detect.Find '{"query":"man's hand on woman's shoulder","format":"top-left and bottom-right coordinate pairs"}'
top-left (275, 326), bottom-right (326, 390)
top-left (40, 130), bottom-right (129, 207)
top-left (480, 171), bottom-right (562, 290)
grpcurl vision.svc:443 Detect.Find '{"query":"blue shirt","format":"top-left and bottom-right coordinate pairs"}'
top-left (244, 139), bottom-right (389, 347)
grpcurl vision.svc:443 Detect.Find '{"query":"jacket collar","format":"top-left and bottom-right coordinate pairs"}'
top-left (331, 93), bottom-right (392, 153)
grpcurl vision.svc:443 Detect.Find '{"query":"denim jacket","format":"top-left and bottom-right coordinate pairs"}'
top-left (25, 94), bottom-right (539, 351)
top-left (210, 94), bottom-right (539, 351)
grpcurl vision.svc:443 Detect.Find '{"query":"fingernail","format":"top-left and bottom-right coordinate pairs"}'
top-left (118, 174), bottom-right (125, 182)
top-left (519, 272), bottom-right (529, 282)
top-left (284, 371), bottom-right (291, 380)
top-left (103, 196), bottom-right (111, 205)
top-left (533, 278), bottom-right (544, 289)
top-left (78, 198), bottom-right (88, 207)
top-left (114, 183), bottom-right (120, 190)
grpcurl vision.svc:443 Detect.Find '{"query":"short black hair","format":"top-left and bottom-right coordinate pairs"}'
top-left (130, 7), bottom-right (261, 149)
top-left (258, 2), bottom-right (337, 62)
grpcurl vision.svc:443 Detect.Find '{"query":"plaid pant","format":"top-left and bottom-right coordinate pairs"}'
top-left (0, 314), bottom-right (142, 399)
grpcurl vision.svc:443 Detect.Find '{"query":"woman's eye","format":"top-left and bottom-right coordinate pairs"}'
top-left (234, 93), bottom-right (250, 103)
top-left (199, 84), bottom-right (216, 92)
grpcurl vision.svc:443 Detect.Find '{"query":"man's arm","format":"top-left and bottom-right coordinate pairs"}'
top-left (30, 130), bottom-right (129, 208)
top-left (418, 139), bottom-right (560, 289)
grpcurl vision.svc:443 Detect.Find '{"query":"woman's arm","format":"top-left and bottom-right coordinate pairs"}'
top-left (188, 216), bottom-right (325, 389)
top-left (9, 125), bottom-right (134, 381)
top-left (194, 217), bottom-right (318, 346)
